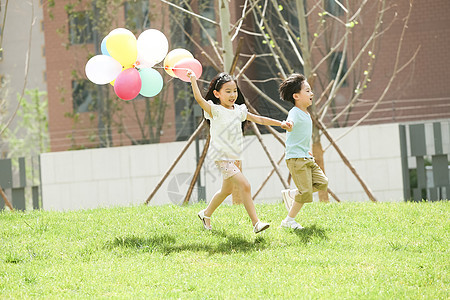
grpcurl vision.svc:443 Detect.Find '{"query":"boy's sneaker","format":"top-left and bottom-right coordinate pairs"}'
top-left (281, 189), bottom-right (294, 211)
top-left (280, 219), bottom-right (304, 230)
top-left (253, 221), bottom-right (270, 234)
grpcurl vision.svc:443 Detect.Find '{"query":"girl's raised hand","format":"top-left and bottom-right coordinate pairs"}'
top-left (186, 69), bottom-right (196, 80)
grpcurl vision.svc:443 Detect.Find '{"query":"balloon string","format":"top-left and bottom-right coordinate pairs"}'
top-left (152, 66), bottom-right (191, 71)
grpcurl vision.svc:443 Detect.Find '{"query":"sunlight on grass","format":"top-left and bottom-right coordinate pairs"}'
top-left (0, 202), bottom-right (448, 299)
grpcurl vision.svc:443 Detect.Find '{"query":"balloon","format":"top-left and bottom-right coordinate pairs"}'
top-left (108, 28), bottom-right (136, 39)
top-left (101, 36), bottom-right (110, 56)
top-left (137, 29), bottom-right (168, 67)
top-left (85, 55), bottom-right (122, 85)
top-left (173, 58), bottom-right (203, 82)
top-left (114, 68), bottom-right (142, 100)
top-left (164, 48), bottom-right (193, 77)
top-left (106, 33), bottom-right (138, 67)
top-left (134, 59), bottom-right (154, 69)
top-left (139, 68), bottom-right (163, 97)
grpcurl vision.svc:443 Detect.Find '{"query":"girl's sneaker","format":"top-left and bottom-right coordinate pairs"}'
top-left (253, 221), bottom-right (270, 233)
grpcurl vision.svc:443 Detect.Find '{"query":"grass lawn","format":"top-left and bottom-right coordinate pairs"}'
top-left (0, 201), bottom-right (449, 299)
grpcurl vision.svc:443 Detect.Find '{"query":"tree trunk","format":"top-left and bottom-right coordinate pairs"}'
top-left (219, 0), bottom-right (233, 71)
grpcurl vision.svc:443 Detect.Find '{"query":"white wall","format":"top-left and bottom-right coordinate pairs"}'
top-left (322, 123), bottom-right (404, 202)
top-left (41, 123), bottom-right (404, 211)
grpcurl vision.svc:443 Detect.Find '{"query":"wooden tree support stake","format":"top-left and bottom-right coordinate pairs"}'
top-left (183, 133), bottom-right (211, 205)
top-left (245, 100), bottom-right (285, 146)
top-left (229, 37), bottom-right (244, 75)
top-left (312, 117), bottom-right (377, 202)
top-left (327, 187), bottom-right (341, 202)
top-left (250, 122), bottom-right (289, 189)
top-left (0, 185), bottom-right (14, 211)
top-left (253, 153), bottom-right (285, 199)
top-left (144, 120), bottom-right (207, 205)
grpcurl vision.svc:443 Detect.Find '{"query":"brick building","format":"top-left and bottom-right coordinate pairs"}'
top-left (41, 0), bottom-right (450, 152)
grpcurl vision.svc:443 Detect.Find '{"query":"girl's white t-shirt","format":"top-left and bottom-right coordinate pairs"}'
top-left (204, 100), bottom-right (248, 161)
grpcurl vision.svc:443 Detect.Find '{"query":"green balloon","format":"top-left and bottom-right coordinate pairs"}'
top-left (139, 68), bottom-right (163, 97)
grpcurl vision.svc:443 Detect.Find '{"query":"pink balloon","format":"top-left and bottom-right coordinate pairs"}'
top-left (114, 68), bottom-right (142, 100)
top-left (173, 58), bottom-right (203, 82)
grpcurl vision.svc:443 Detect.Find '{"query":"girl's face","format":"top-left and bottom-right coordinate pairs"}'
top-left (293, 81), bottom-right (313, 110)
top-left (213, 81), bottom-right (238, 109)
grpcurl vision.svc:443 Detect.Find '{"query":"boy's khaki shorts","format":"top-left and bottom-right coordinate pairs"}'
top-left (286, 158), bottom-right (328, 203)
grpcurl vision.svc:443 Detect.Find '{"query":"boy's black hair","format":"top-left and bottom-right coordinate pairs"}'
top-left (279, 73), bottom-right (306, 105)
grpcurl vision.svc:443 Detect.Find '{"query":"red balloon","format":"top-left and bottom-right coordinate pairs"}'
top-left (114, 68), bottom-right (142, 100)
top-left (173, 58), bottom-right (203, 82)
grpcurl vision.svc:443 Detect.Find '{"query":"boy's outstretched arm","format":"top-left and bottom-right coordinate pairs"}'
top-left (187, 70), bottom-right (212, 118)
top-left (246, 112), bottom-right (292, 130)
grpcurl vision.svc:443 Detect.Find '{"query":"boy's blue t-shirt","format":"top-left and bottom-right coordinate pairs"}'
top-left (286, 107), bottom-right (313, 159)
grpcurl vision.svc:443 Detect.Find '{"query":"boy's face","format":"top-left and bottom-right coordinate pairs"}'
top-left (293, 81), bottom-right (313, 109)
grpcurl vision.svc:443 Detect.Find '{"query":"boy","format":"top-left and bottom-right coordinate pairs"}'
top-left (279, 74), bottom-right (328, 229)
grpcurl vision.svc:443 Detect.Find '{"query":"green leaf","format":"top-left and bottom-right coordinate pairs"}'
top-left (345, 22), bottom-right (355, 28)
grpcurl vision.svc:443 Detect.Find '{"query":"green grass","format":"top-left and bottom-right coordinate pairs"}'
top-left (0, 202), bottom-right (449, 299)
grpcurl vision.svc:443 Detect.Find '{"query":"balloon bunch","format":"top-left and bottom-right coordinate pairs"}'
top-left (85, 28), bottom-right (166, 100)
top-left (85, 28), bottom-right (202, 101)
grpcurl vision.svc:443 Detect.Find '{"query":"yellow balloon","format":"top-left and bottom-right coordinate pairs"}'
top-left (164, 48), bottom-right (193, 77)
top-left (106, 33), bottom-right (137, 67)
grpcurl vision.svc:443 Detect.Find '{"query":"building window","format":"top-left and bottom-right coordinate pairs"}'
top-left (68, 11), bottom-right (94, 44)
top-left (199, 0), bottom-right (216, 45)
top-left (72, 80), bottom-right (97, 113)
top-left (330, 51), bottom-right (347, 86)
top-left (325, 0), bottom-right (345, 16)
top-left (125, 1), bottom-right (150, 32)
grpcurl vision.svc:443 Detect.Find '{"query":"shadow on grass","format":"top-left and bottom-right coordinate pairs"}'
top-left (105, 230), bottom-right (267, 255)
top-left (292, 224), bottom-right (328, 244)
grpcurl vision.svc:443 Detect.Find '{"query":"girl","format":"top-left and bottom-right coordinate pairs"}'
top-left (187, 71), bottom-right (292, 233)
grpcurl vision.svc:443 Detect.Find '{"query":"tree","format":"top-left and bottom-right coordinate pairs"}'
top-left (0, 75), bottom-right (10, 156)
top-left (3, 89), bottom-right (50, 158)
top-left (162, 0), bottom-right (417, 202)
